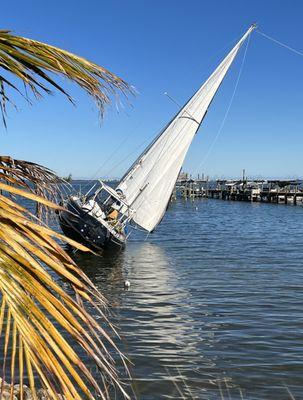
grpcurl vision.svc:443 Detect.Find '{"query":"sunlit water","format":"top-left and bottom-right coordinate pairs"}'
top-left (17, 183), bottom-right (303, 399)
top-left (55, 186), bottom-right (303, 400)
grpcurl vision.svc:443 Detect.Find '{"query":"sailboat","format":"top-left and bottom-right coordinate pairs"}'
top-left (58, 24), bottom-right (256, 250)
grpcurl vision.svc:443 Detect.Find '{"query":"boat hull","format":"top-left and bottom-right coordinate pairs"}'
top-left (58, 198), bottom-right (125, 251)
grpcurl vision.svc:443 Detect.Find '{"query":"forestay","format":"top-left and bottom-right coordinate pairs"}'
top-left (116, 25), bottom-right (256, 232)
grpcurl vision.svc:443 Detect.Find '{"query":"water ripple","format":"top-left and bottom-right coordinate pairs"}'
top-left (65, 197), bottom-right (303, 399)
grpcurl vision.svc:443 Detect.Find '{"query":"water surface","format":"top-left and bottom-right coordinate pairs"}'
top-left (66, 194), bottom-right (303, 399)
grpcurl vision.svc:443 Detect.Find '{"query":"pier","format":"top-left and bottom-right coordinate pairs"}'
top-left (175, 175), bottom-right (303, 205)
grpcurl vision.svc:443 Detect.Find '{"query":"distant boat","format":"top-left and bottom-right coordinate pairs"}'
top-left (58, 24), bottom-right (256, 250)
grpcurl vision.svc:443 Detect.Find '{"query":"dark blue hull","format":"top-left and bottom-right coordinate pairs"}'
top-left (58, 198), bottom-right (124, 251)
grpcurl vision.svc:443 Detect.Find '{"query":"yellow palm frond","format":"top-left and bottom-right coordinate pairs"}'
top-left (0, 29), bottom-right (133, 126)
top-left (0, 155), bottom-right (66, 219)
top-left (0, 28), bottom-right (133, 398)
top-left (0, 182), bottom-right (129, 399)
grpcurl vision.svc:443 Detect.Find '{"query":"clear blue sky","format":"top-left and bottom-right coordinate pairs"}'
top-left (2, 0), bottom-right (303, 180)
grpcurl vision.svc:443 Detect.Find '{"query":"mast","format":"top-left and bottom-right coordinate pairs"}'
top-left (116, 24), bottom-right (256, 232)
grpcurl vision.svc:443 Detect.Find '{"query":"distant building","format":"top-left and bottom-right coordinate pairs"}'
top-left (177, 171), bottom-right (189, 182)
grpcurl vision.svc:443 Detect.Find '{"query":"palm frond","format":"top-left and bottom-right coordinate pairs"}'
top-left (0, 155), bottom-right (66, 219)
top-left (0, 29), bottom-right (133, 125)
top-left (0, 182), bottom-right (130, 399)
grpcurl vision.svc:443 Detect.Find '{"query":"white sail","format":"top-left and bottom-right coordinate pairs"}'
top-left (116, 25), bottom-right (256, 232)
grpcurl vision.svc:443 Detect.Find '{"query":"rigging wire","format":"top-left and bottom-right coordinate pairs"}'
top-left (81, 29), bottom-right (303, 191)
top-left (195, 33), bottom-right (251, 175)
top-left (76, 34), bottom-right (245, 192)
top-left (102, 128), bottom-right (160, 179)
top-left (79, 121), bottom-right (144, 193)
top-left (113, 29), bottom-right (255, 230)
top-left (195, 29), bottom-right (303, 176)
top-left (257, 29), bottom-right (303, 58)
top-left (174, 33), bottom-right (244, 90)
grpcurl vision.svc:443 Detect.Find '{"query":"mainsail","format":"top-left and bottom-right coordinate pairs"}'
top-left (116, 24), bottom-right (256, 232)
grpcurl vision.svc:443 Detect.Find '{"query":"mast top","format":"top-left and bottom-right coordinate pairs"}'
top-left (116, 25), bottom-right (255, 232)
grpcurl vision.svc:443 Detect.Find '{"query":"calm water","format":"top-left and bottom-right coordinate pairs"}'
top-left (57, 188), bottom-right (303, 400)
top-left (57, 190), bottom-right (303, 399)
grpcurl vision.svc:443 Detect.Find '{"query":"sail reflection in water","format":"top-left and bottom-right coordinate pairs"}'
top-left (61, 195), bottom-right (303, 399)
top-left (76, 242), bottom-right (226, 399)
top-left (119, 243), bottom-right (220, 398)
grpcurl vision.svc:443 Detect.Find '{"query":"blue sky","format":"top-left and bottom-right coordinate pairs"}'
top-left (1, 0), bottom-right (303, 179)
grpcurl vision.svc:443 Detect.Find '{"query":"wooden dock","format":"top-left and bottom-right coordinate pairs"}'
top-left (174, 176), bottom-right (303, 205)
